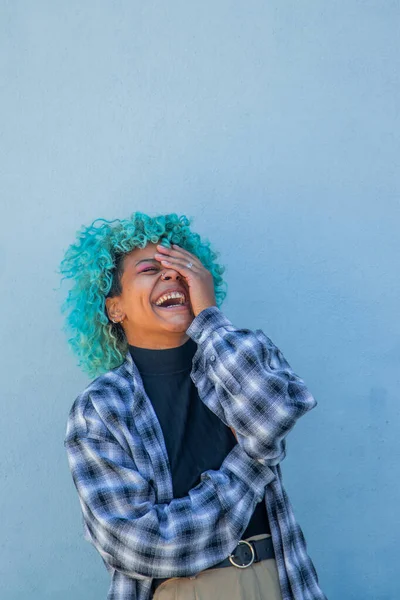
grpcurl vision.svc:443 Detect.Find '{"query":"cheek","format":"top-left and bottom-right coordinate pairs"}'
top-left (124, 281), bottom-right (153, 311)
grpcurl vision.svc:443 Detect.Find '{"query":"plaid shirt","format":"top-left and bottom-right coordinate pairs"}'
top-left (64, 306), bottom-right (327, 600)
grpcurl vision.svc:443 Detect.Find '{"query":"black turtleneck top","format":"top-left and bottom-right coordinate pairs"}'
top-left (128, 336), bottom-right (270, 539)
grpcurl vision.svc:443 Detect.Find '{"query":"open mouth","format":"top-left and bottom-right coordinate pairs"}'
top-left (155, 304), bottom-right (189, 310)
top-left (153, 291), bottom-right (190, 311)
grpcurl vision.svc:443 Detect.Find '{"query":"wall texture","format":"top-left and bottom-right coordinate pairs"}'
top-left (0, 2), bottom-right (399, 599)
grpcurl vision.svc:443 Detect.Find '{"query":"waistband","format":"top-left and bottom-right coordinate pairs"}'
top-left (152, 535), bottom-right (275, 593)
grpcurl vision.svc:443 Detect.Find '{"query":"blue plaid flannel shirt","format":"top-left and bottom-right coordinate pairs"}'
top-left (64, 306), bottom-right (327, 600)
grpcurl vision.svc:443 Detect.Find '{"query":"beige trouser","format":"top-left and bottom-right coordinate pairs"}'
top-left (153, 533), bottom-right (283, 600)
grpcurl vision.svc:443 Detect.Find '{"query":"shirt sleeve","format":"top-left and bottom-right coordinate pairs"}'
top-left (186, 306), bottom-right (318, 465)
top-left (64, 410), bottom-right (275, 580)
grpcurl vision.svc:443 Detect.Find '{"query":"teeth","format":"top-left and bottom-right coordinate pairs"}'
top-left (155, 291), bottom-right (186, 306)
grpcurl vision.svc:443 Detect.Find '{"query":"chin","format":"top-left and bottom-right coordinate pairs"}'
top-left (161, 313), bottom-right (194, 329)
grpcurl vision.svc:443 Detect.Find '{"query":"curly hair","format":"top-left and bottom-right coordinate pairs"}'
top-left (59, 212), bottom-right (227, 378)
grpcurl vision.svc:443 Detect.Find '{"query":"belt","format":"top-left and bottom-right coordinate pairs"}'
top-left (152, 536), bottom-right (275, 593)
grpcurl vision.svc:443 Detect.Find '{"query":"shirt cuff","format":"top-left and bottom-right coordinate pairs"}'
top-left (186, 306), bottom-right (233, 345)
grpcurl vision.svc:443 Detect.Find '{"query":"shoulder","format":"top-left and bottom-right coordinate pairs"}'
top-left (64, 358), bottom-right (131, 443)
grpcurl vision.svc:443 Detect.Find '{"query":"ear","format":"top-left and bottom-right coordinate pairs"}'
top-left (105, 297), bottom-right (125, 323)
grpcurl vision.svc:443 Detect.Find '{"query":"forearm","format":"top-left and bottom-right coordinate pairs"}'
top-left (187, 306), bottom-right (317, 464)
top-left (66, 437), bottom-right (275, 580)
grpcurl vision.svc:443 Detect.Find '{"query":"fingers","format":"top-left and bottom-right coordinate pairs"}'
top-left (171, 244), bottom-right (198, 261)
top-left (156, 244), bottom-right (202, 267)
top-left (155, 254), bottom-right (200, 273)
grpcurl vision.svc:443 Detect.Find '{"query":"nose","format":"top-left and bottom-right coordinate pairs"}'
top-left (160, 268), bottom-right (182, 281)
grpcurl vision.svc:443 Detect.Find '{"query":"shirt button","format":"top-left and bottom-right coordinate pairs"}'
top-left (209, 355), bottom-right (216, 362)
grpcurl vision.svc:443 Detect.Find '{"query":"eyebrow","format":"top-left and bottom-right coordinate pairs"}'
top-left (135, 258), bottom-right (159, 266)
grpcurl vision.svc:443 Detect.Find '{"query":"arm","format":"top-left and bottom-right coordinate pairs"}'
top-left (186, 306), bottom-right (317, 465)
top-left (64, 414), bottom-right (275, 580)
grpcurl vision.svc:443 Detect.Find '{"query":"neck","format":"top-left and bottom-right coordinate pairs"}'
top-left (126, 330), bottom-right (191, 350)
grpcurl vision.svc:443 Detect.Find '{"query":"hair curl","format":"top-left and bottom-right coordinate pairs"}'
top-left (59, 212), bottom-right (227, 378)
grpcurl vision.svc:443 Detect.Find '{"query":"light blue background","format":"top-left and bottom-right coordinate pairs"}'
top-left (1, 2), bottom-right (399, 599)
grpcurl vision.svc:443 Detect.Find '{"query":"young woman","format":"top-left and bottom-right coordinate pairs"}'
top-left (61, 212), bottom-right (327, 600)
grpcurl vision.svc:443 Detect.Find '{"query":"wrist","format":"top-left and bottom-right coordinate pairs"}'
top-left (193, 302), bottom-right (217, 318)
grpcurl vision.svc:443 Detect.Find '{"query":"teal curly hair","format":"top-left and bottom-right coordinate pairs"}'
top-left (59, 212), bottom-right (227, 379)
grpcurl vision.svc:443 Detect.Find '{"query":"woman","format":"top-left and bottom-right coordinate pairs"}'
top-left (61, 211), bottom-right (327, 600)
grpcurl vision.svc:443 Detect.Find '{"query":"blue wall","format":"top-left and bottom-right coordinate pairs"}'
top-left (1, 2), bottom-right (398, 598)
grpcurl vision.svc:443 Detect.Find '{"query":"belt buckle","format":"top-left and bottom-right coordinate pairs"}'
top-left (228, 540), bottom-right (255, 569)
